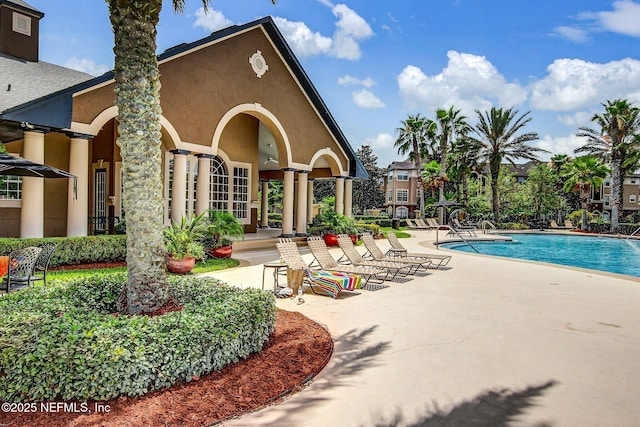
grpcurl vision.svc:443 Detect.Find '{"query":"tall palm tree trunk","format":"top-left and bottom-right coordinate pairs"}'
top-left (489, 158), bottom-right (501, 221)
top-left (110, 2), bottom-right (168, 314)
top-left (610, 157), bottom-right (623, 232)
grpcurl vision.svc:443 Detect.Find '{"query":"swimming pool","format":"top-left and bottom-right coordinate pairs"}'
top-left (442, 233), bottom-right (640, 278)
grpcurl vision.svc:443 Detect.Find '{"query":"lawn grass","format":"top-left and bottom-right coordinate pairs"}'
top-left (48, 257), bottom-right (239, 281)
top-left (379, 227), bottom-right (412, 238)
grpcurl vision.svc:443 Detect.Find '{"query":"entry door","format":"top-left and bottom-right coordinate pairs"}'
top-left (94, 168), bottom-right (107, 231)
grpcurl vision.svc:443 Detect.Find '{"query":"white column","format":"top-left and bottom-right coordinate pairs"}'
top-left (307, 178), bottom-right (315, 224)
top-left (296, 171), bottom-right (309, 236)
top-left (344, 177), bottom-right (353, 218)
top-left (21, 130), bottom-right (45, 238)
top-left (281, 169), bottom-right (295, 237)
top-left (260, 180), bottom-right (270, 228)
top-left (170, 150), bottom-right (188, 223)
top-left (335, 176), bottom-right (345, 215)
top-left (195, 155), bottom-right (211, 216)
top-left (66, 137), bottom-right (89, 236)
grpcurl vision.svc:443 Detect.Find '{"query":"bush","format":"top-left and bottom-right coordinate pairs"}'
top-left (356, 222), bottom-right (381, 236)
top-left (0, 273), bottom-right (276, 402)
top-left (0, 235), bottom-right (126, 267)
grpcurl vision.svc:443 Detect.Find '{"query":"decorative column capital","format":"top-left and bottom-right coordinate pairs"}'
top-left (170, 149), bottom-right (191, 156)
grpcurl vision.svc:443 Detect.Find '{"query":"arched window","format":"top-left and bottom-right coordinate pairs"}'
top-left (209, 156), bottom-right (228, 212)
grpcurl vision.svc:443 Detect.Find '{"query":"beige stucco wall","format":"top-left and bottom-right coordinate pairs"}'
top-left (71, 25), bottom-right (349, 172)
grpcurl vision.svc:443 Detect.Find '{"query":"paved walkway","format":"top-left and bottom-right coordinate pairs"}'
top-left (205, 231), bottom-right (640, 427)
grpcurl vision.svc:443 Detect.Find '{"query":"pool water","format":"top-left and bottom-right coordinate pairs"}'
top-left (442, 233), bottom-right (640, 278)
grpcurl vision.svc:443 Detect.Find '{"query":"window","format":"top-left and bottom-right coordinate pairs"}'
top-left (397, 171), bottom-right (409, 181)
top-left (604, 195), bottom-right (610, 207)
top-left (12, 12), bottom-right (31, 36)
top-left (0, 175), bottom-right (22, 200)
top-left (387, 189), bottom-right (393, 202)
top-left (388, 171), bottom-right (394, 181)
top-left (604, 178), bottom-right (611, 187)
top-left (209, 156), bottom-right (229, 212)
top-left (233, 167), bottom-right (249, 219)
top-left (396, 206), bottom-right (408, 218)
top-left (396, 189), bottom-right (408, 203)
top-left (630, 195), bottom-right (637, 204)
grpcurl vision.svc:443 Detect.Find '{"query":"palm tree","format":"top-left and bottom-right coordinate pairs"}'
top-left (576, 99), bottom-right (640, 231)
top-left (395, 113), bottom-right (432, 217)
top-left (448, 135), bottom-right (482, 206)
top-left (432, 106), bottom-right (471, 206)
top-left (560, 156), bottom-right (610, 230)
top-left (108, 0), bottom-right (275, 314)
top-left (421, 160), bottom-right (441, 199)
top-left (470, 106), bottom-right (546, 221)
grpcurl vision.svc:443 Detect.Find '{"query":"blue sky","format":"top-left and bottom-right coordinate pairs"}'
top-left (28, 0), bottom-right (640, 167)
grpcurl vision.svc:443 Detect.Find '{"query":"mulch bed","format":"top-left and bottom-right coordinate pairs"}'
top-left (0, 310), bottom-right (333, 427)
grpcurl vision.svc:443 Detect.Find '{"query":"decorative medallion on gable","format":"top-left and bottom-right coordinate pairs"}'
top-left (249, 50), bottom-right (268, 78)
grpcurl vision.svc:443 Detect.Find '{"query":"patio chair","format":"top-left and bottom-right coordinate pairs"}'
top-left (360, 233), bottom-right (431, 273)
top-left (404, 219), bottom-right (421, 230)
top-left (30, 242), bottom-right (57, 286)
top-left (386, 231), bottom-right (452, 269)
top-left (415, 218), bottom-right (437, 230)
top-left (336, 234), bottom-right (413, 280)
top-left (306, 236), bottom-right (388, 286)
top-left (1, 246), bottom-right (42, 293)
top-left (425, 218), bottom-right (442, 229)
top-left (276, 238), bottom-right (363, 298)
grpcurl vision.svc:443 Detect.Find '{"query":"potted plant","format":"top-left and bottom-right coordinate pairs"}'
top-left (164, 213), bottom-right (206, 273)
top-left (202, 209), bottom-right (245, 258)
top-left (310, 209), bottom-right (359, 247)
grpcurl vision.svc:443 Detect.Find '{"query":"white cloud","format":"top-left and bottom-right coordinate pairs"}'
top-left (193, 7), bottom-right (234, 32)
top-left (352, 89), bottom-right (385, 109)
top-left (557, 111), bottom-right (595, 127)
top-left (588, 0), bottom-right (640, 37)
top-left (338, 74), bottom-right (375, 87)
top-left (64, 57), bottom-right (110, 76)
top-left (534, 134), bottom-right (587, 160)
top-left (273, 17), bottom-right (332, 57)
top-left (364, 133), bottom-right (394, 150)
top-left (553, 26), bottom-right (590, 43)
top-left (397, 51), bottom-right (527, 115)
top-left (530, 57), bottom-right (640, 111)
top-left (330, 4), bottom-right (374, 60)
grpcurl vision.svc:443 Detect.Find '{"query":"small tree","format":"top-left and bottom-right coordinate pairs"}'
top-left (560, 156), bottom-right (610, 230)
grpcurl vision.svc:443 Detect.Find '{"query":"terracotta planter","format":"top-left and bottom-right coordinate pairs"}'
top-left (209, 245), bottom-right (233, 259)
top-left (167, 256), bottom-right (196, 274)
top-left (323, 234), bottom-right (357, 247)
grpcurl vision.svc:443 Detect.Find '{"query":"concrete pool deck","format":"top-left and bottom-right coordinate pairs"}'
top-left (206, 230), bottom-right (640, 426)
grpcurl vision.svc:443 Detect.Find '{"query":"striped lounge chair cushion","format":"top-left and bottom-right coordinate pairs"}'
top-left (304, 269), bottom-right (362, 299)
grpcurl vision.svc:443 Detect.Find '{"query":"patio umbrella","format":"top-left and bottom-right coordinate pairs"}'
top-left (0, 153), bottom-right (77, 197)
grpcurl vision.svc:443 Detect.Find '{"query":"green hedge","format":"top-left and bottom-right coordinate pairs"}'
top-left (0, 235), bottom-right (126, 267)
top-left (0, 273), bottom-right (276, 402)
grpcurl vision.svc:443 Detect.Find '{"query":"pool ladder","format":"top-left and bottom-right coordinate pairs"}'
top-left (626, 226), bottom-right (640, 239)
top-left (443, 225), bottom-right (480, 253)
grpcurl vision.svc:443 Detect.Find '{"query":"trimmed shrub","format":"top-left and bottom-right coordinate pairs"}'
top-left (0, 235), bottom-right (126, 267)
top-left (356, 222), bottom-right (381, 236)
top-left (0, 273), bottom-right (276, 402)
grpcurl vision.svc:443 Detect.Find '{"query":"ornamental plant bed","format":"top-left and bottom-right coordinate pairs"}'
top-left (0, 310), bottom-right (333, 427)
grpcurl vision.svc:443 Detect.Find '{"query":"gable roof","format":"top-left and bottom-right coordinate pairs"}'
top-left (0, 52), bottom-right (93, 112)
top-left (0, 0), bottom-right (43, 17)
top-left (0, 16), bottom-right (367, 178)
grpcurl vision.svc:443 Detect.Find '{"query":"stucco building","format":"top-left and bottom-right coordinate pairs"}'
top-left (0, 1), bottom-right (365, 238)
